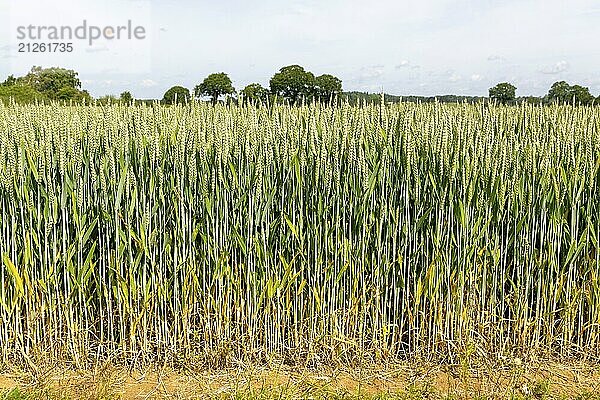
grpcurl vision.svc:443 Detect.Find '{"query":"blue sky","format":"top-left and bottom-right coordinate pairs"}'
top-left (1, 0), bottom-right (599, 98)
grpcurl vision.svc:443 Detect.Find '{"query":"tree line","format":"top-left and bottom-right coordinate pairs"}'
top-left (1, 65), bottom-right (599, 106)
top-left (488, 81), bottom-right (598, 105)
top-left (0, 66), bottom-right (90, 103)
top-left (162, 65), bottom-right (342, 105)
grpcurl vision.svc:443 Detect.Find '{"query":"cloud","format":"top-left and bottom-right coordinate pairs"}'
top-left (487, 55), bottom-right (506, 62)
top-left (140, 79), bottom-right (158, 87)
top-left (395, 60), bottom-right (410, 68)
top-left (448, 73), bottom-right (461, 82)
top-left (540, 60), bottom-right (569, 74)
top-left (471, 74), bottom-right (482, 81)
top-left (356, 65), bottom-right (385, 82)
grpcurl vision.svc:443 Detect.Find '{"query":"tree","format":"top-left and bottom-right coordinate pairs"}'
top-left (2, 75), bottom-right (16, 87)
top-left (195, 72), bottom-right (234, 104)
top-left (315, 74), bottom-right (342, 100)
top-left (270, 65), bottom-right (315, 103)
top-left (569, 85), bottom-right (594, 105)
top-left (547, 81), bottom-right (595, 105)
top-left (120, 91), bottom-right (133, 103)
top-left (241, 83), bottom-right (270, 104)
top-left (97, 95), bottom-right (118, 104)
top-left (516, 96), bottom-right (543, 105)
top-left (163, 86), bottom-right (190, 105)
top-left (547, 81), bottom-right (572, 103)
top-left (488, 82), bottom-right (516, 104)
top-left (55, 87), bottom-right (91, 103)
top-left (0, 84), bottom-right (47, 104)
top-left (19, 66), bottom-right (81, 98)
top-left (56, 87), bottom-right (81, 101)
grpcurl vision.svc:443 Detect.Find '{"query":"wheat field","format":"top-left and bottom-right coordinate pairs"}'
top-left (0, 101), bottom-right (599, 369)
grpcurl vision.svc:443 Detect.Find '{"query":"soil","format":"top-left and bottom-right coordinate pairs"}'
top-left (1, 361), bottom-right (600, 399)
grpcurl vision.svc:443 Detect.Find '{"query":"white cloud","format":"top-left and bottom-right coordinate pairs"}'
top-left (540, 61), bottom-right (569, 74)
top-left (396, 60), bottom-right (410, 68)
top-left (448, 73), bottom-right (461, 82)
top-left (356, 65), bottom-right (385, 82)
top-left (140, 79), bottom-right (158, 87)
top-left (471, 74), bottom-right (482, 81)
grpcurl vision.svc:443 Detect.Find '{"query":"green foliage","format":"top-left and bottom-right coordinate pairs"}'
top-left (1, 389), bottom-right (28, 400)
top-left (270, 65), bottom-right (315, 103)
top-left (1, 75), bottom-right (17, 87)
top-left (531, 379), bottom-right (550, 399)
top-left (569, 84), bottom-right (594, 105)
top-left (519, 96), bottom-right (544, 105)
top-left (120, 91), bottom-right (134, 103)
top-left (96, 94), bottom-right (119, 104)
top-left (0, 84), bottom-right (47, 104)
top-left (547, 81), bottom-right (594, 105)
top-left (343, 91), bottom-right (487, 105)
top-left (489, 82), bottom-right (517, 104)
top-left (315, 74), bottom-right (342, 100)
top-left (55, 87), bottom-right (91, 102)
top-left (1, 66), bottom-right (89, 102)
top-left (241, 83), bottom-right (270, 104)
top-left (162, 85), bottom-right (191, 104)
top-left (19, 66), bottom-right (82, 99)
top-left (195, 72), bottom-right (235, 104)
top-left (547, 81), bottom-right (571, 103)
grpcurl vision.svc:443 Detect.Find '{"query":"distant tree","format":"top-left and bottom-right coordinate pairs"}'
top-left (569, 85), bottom-right (594, 105)
top-left (270, 65), bottom-right (315, 103)
top-left (489, 82), bottom-right (516, 104)
top-left (519, 96), bottom-right (543, 105)
top-left (19, 66), bottom-right (81, 98)
top-left (547, 81), bottom-right (572, 103)
top-left (163, 86), bottom-right (190, 105)
top-left (548, 81), bottom-right (595, 105)
top-left (195, 73), bottom-right (235, 104)
top-left (241, 83), bottom-right (270, 104)
top-left (2, 75), bottom-right (16, 86)
top-left (315, 74), bottom-right (342, 100)
top-left (0, 84), bottom-right (47, 104)
top-left (120, 91), bottom-right (133, 103)
top-left (97, 95), bottom-right (119, 104)
top-left (56, 87), bottom-right (81, 100)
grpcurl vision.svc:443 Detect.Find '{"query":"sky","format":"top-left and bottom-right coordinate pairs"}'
top-left (1, 0), bottom-right (599, 99)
